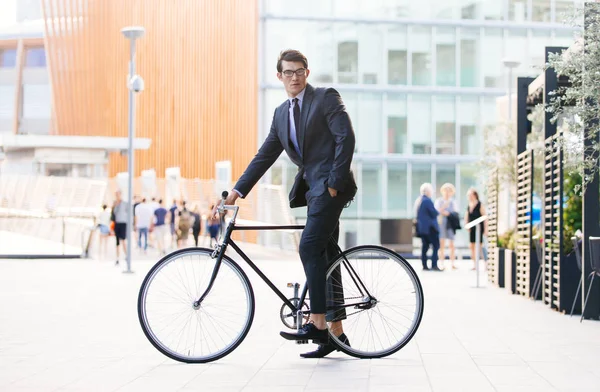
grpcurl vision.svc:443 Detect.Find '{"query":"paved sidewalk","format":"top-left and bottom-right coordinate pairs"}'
top-left (0, 246), bottom-right (599, 392)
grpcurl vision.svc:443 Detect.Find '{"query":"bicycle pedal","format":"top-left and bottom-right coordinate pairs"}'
top-left (296, 339), bottom-right (309, 345)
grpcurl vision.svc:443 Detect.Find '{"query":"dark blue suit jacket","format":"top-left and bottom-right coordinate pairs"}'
top-left (416, 196), bottom-right (439, 236)
top-left (234, 83), bottom-right (357, 208)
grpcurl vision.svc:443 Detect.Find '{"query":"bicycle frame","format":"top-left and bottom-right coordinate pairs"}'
top-left (194, 204), bottom-right (374, 318)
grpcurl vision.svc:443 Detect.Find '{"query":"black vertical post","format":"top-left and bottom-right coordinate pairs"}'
top-left (544, 47), bottom-right (564, 139)
top-left (517, 77), bottom-right (534, 155)
top-left (582, 2), bottom-right (600, 320)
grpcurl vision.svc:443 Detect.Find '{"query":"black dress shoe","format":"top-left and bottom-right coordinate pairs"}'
top-left (300, 333), bottom-right (351, 358)
top-left (422, 266), bottom-right (430, 271)
top-left (431, 266), bottom-right (444, 272)
top-left (280, 323), bottom-right (328, 344)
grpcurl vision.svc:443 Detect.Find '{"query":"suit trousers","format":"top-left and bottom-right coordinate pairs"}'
top-left (299, 189), bottom-right (351, 318)
top-left (420, 231), bottom-right (440, 269)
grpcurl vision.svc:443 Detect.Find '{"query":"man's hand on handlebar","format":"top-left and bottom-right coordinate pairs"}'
top-left (211, 190), bottom-right (239, 219)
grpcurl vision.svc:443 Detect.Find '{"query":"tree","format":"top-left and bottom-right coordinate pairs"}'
top-left (545, 3), bottom-right (600, 193)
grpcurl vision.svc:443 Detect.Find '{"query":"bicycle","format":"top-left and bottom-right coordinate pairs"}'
top-left (138, 192), bottom-right (424, 363)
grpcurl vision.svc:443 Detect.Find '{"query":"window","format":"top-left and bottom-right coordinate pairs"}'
top-left (408, 95), bottom-right (432, 154)
top-left (460, 28), bottom-right (479, 87)
top-left (1, 49), bottom-right (17, 68)
top-left (338, 41), bottom-right (358, 84)
top-left (362, 166), bottom-right (382, 215)
top-left (436, 44), bottom-right (456, 86)
top-left (356, 93), bottom-right (383, 153)
top-left (509, 0), bottom-right (528, 22)
top-left (388, 50), bottom-right (407, 85)
top-left (411, 163), bottom-right (432, 207)
top-left (483, 0), bottom-right (503, 20)
top-left (483, 28), bottom-right (503, 88)
top-left (554, 0), bottom-right (576, 23)
top-left (461, 1), bottom-right (480, 19)
top-left (388, 164), bottom-right (408, 216)
top-left (412, 53), bottom-right (431, 86)
top-left (26, 48), bottom-right (46, 67)
top-left (459, 163), bottom-right (480, 206)
top-left (436, 28), bottom-right (456, 87)
top-left (388, 117), bottom-right (407, 153)
top-left (411, 26), bottom-right (431, 86)
top-left (507, 29), bottom-right (528, 79)
top-left (460, 125), bottom-right (477, 154)
top-left (530, 30), bottom-right (553, 70)
top-left (532, 0), bottom-right (551, 22)
top-left (435, 96), bottom-right (456, 155)
top-left (436, 164), bottom-right (457, 198)
top-left (459, 96), bottom-right (480, 155)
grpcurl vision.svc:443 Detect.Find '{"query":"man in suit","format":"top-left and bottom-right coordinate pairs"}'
top-left (220, 49), bottom-right (357, 358)
top-left (415, 183), bottom-right (442, 271)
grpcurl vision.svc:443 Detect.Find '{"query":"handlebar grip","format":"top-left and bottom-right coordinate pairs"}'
top-left (221, 191), bottom-right (229, 199)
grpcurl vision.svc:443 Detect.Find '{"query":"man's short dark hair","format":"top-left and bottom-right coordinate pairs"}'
top-left (277, 49), bottom-right (308, 73)
top-left (158, 199), bottom-right (163, 204)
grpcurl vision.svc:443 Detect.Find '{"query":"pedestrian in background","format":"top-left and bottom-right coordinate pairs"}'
top-left (112, 190), bottom-right (129, 265)
top-left (435, 183), bottom-right (458, 270)
top-left (415, 183), bottom-right (442, 271)
top-left (191, 205), bottom-right (202, 247)
top-left (169, 199), bottom-right (179, 249)
top-left (207, 204), bottom-right (220, 248)
top-left (465, 187), bottom-right (487, 270)
top-left (152, 199), bottom-right (169, 256)
top-left (177, 201), bottom-right (191, 249)
top-left (135, 198), bottom-right (154, 254)
top-left (96, 204), bottom-right (112, 260)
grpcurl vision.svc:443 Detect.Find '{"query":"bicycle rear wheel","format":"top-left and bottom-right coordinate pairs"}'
top-left (138, 248), bottom-right (255, 363)
top-left (325, 245), bottom-right (424, 359)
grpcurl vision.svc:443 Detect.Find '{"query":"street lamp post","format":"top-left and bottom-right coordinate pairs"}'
top-left (121, 26), bottom-right (145, 274)
top-left (502, 59), bottom-right (521, 121)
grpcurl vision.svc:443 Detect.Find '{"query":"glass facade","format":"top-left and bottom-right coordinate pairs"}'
top-left (260, 0), bottom-right (582, 222)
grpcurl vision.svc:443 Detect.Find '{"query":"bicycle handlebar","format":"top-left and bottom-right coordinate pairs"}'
top-left (217, 190), bottom-right (239, 224)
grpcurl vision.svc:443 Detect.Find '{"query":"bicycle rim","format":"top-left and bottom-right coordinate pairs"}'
top-left (138, 248), bottom-right (254, 363)
top-left (325, 245), bottom-right (424, 358)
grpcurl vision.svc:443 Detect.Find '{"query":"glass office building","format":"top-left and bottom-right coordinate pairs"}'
top-left (259, 0), bottom-right (581, 244)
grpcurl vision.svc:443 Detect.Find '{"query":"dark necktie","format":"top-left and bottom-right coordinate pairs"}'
top-left (293, 98), bottom-right (300, 133)
top-left (289, 98), bottom-right (301, 156)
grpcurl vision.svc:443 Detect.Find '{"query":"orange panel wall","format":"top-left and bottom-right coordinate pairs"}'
top-left (41, 0), bottom-right (259, 180)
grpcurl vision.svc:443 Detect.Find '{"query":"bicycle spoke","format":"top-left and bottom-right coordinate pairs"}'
top-left (326, 246), bottom-right (423, 358)
top-left (139, 249), bottom-right (253, 363)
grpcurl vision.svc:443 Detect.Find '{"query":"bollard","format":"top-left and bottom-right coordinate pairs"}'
top-left (475, 223), bottom-right (481, 288)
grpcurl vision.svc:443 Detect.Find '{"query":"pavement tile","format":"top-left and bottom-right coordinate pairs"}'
top-left (1, 251), bottom-right (600, 392)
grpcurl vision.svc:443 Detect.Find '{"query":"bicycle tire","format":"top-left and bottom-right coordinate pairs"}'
top-left (325, 245), bottom-right (424, 359)
top-left (138, 247), bottom-right (255, 363)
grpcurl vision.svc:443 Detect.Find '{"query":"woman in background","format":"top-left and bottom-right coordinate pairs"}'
top-left (435, 183), bottom-right (458, 270)
top-left (465, 188), bottom-right (487, 270)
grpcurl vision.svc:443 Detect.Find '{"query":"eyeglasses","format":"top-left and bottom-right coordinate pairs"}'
top-left (281, 68), bottom-right (307, 78)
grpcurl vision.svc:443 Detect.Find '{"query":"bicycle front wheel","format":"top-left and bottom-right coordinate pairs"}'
top-left (325, 245), bottom-right (424, 359)
top-left (138, 248), bottom-right (255, 363)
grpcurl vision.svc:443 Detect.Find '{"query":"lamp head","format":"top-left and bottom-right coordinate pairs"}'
top-left (502, 58), bottom-right (521, 69)
top-left (121, 26), bottom-right (145, 40)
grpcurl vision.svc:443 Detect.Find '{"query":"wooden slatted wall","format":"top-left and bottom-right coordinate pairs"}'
top-left (543, 134), bottom-right (563, 309)
top-left (515, 150), bottom-right (534, 296)
top-left (40, 0), bottom-right (259, 180)
top-left (486, 168), bottom-right (498, 284)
